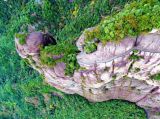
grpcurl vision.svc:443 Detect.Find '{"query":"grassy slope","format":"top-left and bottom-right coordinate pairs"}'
top-left (0, 0), bottom-right (146, 119)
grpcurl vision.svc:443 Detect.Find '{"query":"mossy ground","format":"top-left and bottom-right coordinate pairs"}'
top-left (0, 0), bottom-right (150, 118)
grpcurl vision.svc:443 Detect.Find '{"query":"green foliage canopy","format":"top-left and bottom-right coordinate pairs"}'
top-left (85, 0), bottom-right (160, 43)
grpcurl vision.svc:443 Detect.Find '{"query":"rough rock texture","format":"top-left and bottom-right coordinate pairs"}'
top-left (15, 29), bottom-right (160, 119)
top-left (15, 32), bottom-right (56, 58)
top-left (15, 32), bottom-right (44, 58)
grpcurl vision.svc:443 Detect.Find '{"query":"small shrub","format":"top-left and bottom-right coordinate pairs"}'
top-left (150, 73), bottom-right (160, 80)
top-left (64, 54), bottom-right (80, 76)
top-left (129, 54), bottom-right (142, 61)
top-left (84, 42), bottom-right (97, 54)
top-left (15, 33), bottom-right (28, 45)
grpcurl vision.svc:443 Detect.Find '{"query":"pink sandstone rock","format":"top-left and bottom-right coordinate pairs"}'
top-left (15, 29), bottom-right (160, 118)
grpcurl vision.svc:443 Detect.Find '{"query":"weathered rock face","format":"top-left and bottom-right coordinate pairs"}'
top-left (15, 32), bottom-right (56, 58)
top-left (15, 29), bottom-right (160, 119)
top-left (15, 32), bottom-right (44, 58)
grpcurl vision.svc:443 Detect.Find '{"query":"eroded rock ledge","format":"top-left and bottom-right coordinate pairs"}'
top-left (15, 30), bottom-right (160, 119)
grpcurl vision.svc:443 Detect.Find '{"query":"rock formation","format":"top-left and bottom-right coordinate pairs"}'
top-left (15, 29), bottom-right (160, 119)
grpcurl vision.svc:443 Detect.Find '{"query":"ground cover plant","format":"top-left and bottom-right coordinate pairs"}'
top-left (0, 0), bottom-right (149, 118)
top-left (85, 0), bottom-right (160, 44)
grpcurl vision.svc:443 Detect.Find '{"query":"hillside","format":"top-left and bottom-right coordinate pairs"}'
top-left (0, 0), bottom-right (148, 118)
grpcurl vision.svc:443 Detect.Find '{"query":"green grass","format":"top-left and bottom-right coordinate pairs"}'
top-left (0, 0), bottom-right (147, 118)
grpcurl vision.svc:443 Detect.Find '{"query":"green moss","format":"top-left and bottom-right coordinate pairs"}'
top-left (15, 33), bottom-right (27, 45)
top-left (85, 0), bottom-right (160, 43)
top-left (79, 67), bottom-right (87, 71)
top-left (84, 42), bottom-right (97, 54)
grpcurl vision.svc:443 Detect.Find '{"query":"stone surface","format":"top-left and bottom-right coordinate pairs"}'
top-left (15, 32), bottom-right (56, 57)
top-left (15, 29), bottom-right (160, 119)
top-left (26, 32), bottom-right (44, 54)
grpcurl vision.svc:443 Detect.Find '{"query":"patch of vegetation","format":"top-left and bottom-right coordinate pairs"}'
top-left (84, 42), bottom-right (97, 54)
top-left (129, 54), bottom-right (141, 61)
top-left (40, 41), bottom-right (79, 76)
top-left (15, 33), bottom-right (28, 45)
top-left (64, 54), bottom-right (80, 76)
top-left (129, 50), bottom-right (142, 61)
top-left (112, 74), bottom-right (117, 80)
top-left (150, 73), bottom-right (160, 80)
top-left (85, 0), bottom-right (160, 43)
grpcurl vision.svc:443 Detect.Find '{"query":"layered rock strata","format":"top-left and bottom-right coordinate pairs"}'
top-left (15, 29), bottom-right (160, 119)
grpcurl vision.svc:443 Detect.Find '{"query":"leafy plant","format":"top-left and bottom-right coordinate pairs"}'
top-left (64, 54), bottom-right (80, 76)
top-left (129, 54), bottom-right (141, 61)
top-left (84, 42), bottom-right (97, 54)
